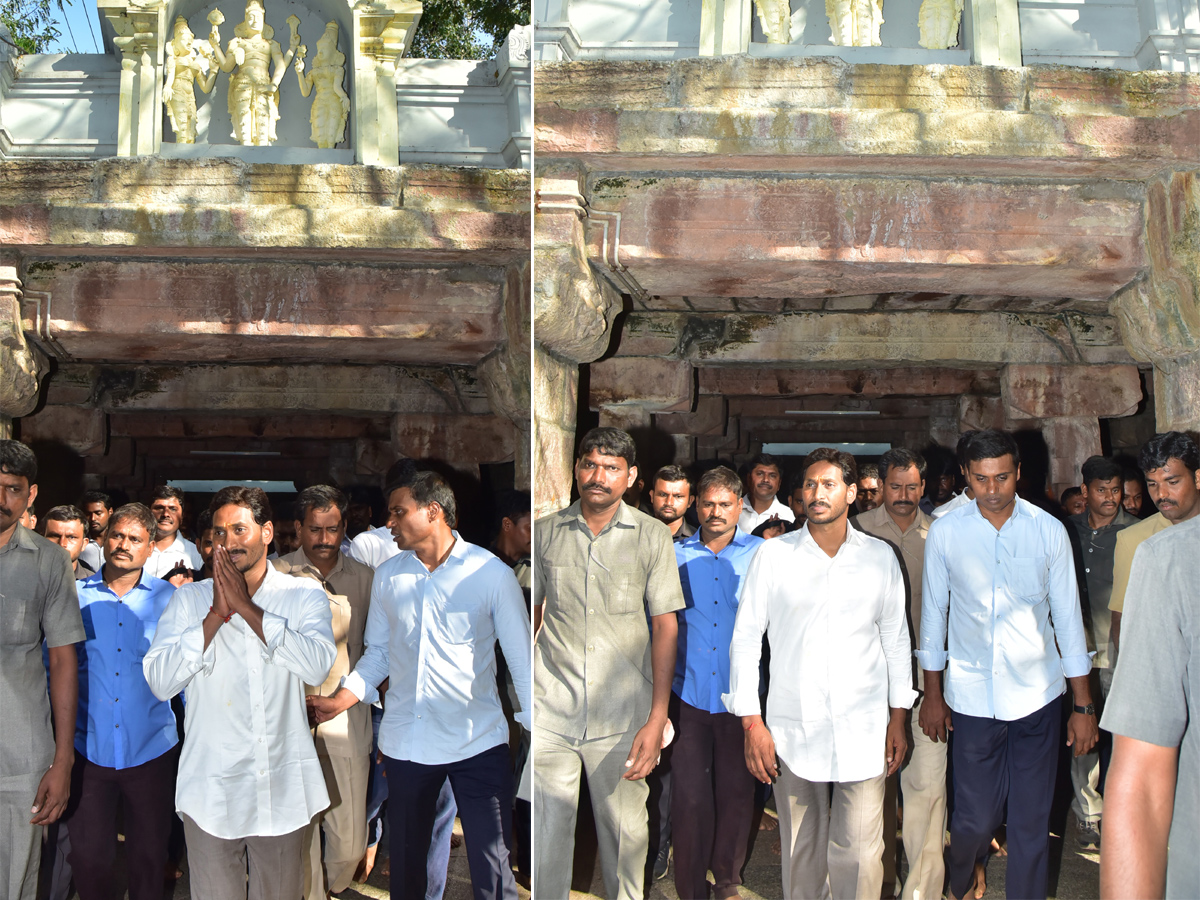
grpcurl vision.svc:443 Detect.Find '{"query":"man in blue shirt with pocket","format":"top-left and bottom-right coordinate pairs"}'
top-left (670, 466), bottom-right (763, 900)
top-left (67, 502), bottom-right (178, 900)
top-left (919, 429), bottom-right (1097, 900)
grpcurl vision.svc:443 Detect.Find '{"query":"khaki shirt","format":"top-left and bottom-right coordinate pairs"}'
top-left (534, 500), bottom-right (685, 740)
top-left (1109, 512), bottom-right (1172, 614)
top-left (273, 549), bottom-right (374, 757)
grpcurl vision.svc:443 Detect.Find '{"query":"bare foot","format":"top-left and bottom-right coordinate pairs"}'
top-left (990, 837), bottom-right (1007, 857)
top-left (759, 812), bottom-right (779, 832)
top-left (354, 842), bottom-right (379, 883)
top-left (771, 834), bottom-right (782, 856)
top-left (972, 861), bottom-right (987, 899)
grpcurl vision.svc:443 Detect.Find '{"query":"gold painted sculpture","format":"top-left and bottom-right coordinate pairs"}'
top-left (294, 22), bottom-right (350, 148)
top-left (163, 17), bottom-right (217, 144)
top-left (918, 0), bottom-right (963, 48)
top-left (826, 0), bottom-right (884, 45)
top-left (753, 0), bottom-right (794, 43)
top-left (208, 0), bottom-right (300, 146)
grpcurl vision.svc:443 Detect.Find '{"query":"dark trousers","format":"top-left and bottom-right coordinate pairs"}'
top-left (385, 743), bottom-right (516, 900)
top-left (948, 698), bottom-right (1061, 900)
top-left (670, 697), bottom-right (756, 900)
top-left (65, 745), bottom-right (178, 900)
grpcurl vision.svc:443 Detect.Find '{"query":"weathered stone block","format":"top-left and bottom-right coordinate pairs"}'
top-left (17, 406), bottom-right (106, 455)
top-left (390, 414), bottom-right (516, 465)
top-left (533, 347), bottom-right (580, 516)
top-left (1044, 417), bottom-right (1103, 497)
top-left (1002, 364), bottom-right (1143, 420)
top-left (598, 406), bottom-right (651, 431)
top-left (698, 366), bottom-right (999, 397)
top-left (958, 395), bottom-right (1006, 432)
top-left (655, 396), bottom-right (726, 435)
top-left (1153, 352), bottom-right (1200, 433)
top-left (590, 358), bottom-right (693, 411)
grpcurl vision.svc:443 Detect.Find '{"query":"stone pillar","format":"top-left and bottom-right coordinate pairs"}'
top-left (99, 0), bottom-right (167, 157)
top-left (969, 0), bottom-right (1022, 65)
top-left (533, 347), bottom-right (579, 518)
top-left (1042, 417), bottom-right (1103, 498)
top-left (700, 0), bottom-right (752, 55)
top-left (353, 0), bottom-right (422, 166)
top-left (479, 262), bottom-right (532, 490)
top-left (0, 257), bottom-right (49, 438)
top-left (495, 26), bottom-right (532, 169)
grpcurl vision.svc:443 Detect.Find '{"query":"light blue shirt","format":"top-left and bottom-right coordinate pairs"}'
top-left (673, 530), bottom-right (763, 714)
top-left (343, 537), bottom-right (532, 766)
top-left (919, 496), bottom-right (1091, 721)
top-left (75, 569), bottom-right (178, 769)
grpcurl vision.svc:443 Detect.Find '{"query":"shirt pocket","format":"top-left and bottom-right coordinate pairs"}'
top-left (439, 610), bottom-right (476, 644)
top-left (0, 598), bottom-right (39, 645)
top-left (1006, 556), bottom-right (1047, 601)
top-left (605, 565), bottom-right (644, 616)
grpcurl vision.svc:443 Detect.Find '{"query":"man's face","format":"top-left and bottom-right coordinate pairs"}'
top-left (0, 471), bottom-right (35, 537)
top-left (212, 504), bottom-right (273, 574)
top-left (44, 519), bottom-right (86, 563)
top-left (696, 486), bottom-right (741, 542)
top-left (503, 513), bottom-right (532, 558)
top-left (84, 501), bottom-right (110, 539)
top-left (150, 496), bottom-right (183, 540)
top-left (198, 528), bottom-right (215, 566)
top-left (748, 464), bottom-right (781, 506)
top-left (1063, 493), bottom-right (1088, 516)
top-left (575, 450), bottom-right (636, 516)
top-left (788, 487), bottom-right (806, 523)
top-left (801, 461), bottom-right (856, 525)
top-left (1122, 479), bottom-right (1144, 516)
top-left (274, 519), bottom-right (301, 556)
top-left (1145, 458), bottom-right (1200, 523)
top-left (387, 487), bottom-right (437, 550)
top-left (297, 505), bottom-right (345, 565)
top-left (882, 465), bottom-right (925, 522)
top-left (650, 479), bottom-right (692, 525)
top-left (104, 517), bottom-right (154, 572)
top-left (934, 473), bottom-right (956, 503)
top-left (856, 475), bottom-right (882, 511)
top-left (966, 455), bottom-right (1019, 518)
top-left (622, 476), bottom-right (645, 508)
top-left (1081, 476), bottom-right (1121, 521)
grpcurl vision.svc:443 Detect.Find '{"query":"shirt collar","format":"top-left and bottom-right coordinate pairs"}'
top-left (85, 564), bottom-right (162, 592)
top-left (793, 519), bottom-right (866, 554)
top-left (287, 547), bottom-right (347, 579)
top-left (680, 527), bottom-right (754, 551)
top-left (7, 523), bottom-right (39, 551)
top-left (563, 499), bottom-right (637, 535)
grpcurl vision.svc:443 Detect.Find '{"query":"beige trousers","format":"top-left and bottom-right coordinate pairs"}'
top-left (302, 753), bottom-right (371, 900)
top-left (899, 699), bottom-right (948, 900)
top-left (777, 761), bottom-right (886, 900)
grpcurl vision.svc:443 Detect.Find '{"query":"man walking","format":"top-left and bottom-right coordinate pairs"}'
top-left (671, 466), bottom-right (763, 900)
top-left (78, 490), bottom-right (112, 573)
top-left (726, 447), bottom-right (915, 900)
top-left (737, 454), bottom-right (795, 533)
top-left (144, 486), bottom-right (336, 899)
top-left (920, 429), bottom-right (1096, 900)
top-left (534, 427), bottom-right (685, 900)
top-left (42, 506), bottom-right (95, 578)
top-left (272, 485), bottom-right (375, 900)
top-left (68, 502), bottom-right (179, 900)
top-left (146, 486), bottom-right (202, 578)
top-left (650, 465), bottom-right (695, 541)
top-left (854, 447), bottom-right (944, 900)
top-left (0, 440), bottom-right (84, 900)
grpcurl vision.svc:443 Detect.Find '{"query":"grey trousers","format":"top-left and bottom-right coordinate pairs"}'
top-left (533, 727), bottom-right (649, 900)
top-left (1, 772), bottom-right (43, 900)
top-left (777, 761), bottom-right (886, 900)
top-left (182, 814), bottom-right (307, 900)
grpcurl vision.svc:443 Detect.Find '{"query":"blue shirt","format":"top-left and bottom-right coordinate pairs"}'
top-left (673, 529), bottom-right (764, 714)
top-left (919, 497), bottom-right (1091, 721)
top-left (75, 569), bottom-right (178, 769)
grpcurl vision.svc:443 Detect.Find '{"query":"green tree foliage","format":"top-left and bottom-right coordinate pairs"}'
top-left (1, 0), bottom-right (66, 53)
top-left (408, 0), bottom-right (528, 59)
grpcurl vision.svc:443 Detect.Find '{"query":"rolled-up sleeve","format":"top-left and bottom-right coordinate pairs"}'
top-left (1045, 523), bottom-right (1091, 678)
top-left (722, 547), bottom-right (770, 717)
top-left (918, 523), bottom-right (950, 672)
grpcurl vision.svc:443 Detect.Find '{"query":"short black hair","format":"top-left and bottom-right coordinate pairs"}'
top-left (801, 447), bottom-right (857, 487)
top-left (962, 429), bottom-right (1020, 469)
top-left (79, 490), bottom-right (112, 510)
top-left (879, 448), bottom-right (927, 481)
top-left (408, 470), bottom-right (458, 529)
top-left (43, 505), bottom-right (87, 530)
top-left (294, 484), bottom-right (348, 523)
top-left (209, 485), bottom-right (273, 526)
top-left (746, 453), bottom-right (781, 474)
top-left (1060, 486), bottom-right (1083, 505)
top-left (652, 465), bottom-right (691, 490)
top-left (1138, 432), bottom-right (1200, 475)
top-left (195, 508), bottom-right (213, 535)
top-left (150, 485), bottom-right (186, 506)
top-left (0, 440), bottom-right (37, 482)
top-left (697, 466), bottom-right (743, 498)
top-left (1080, 456), bottom-right (1123, 486)
top-left (577, 427), bottom-right (637, 469)
top-left (955, 431), bottom-right (980, 470)
top-left (858, 463), bottom-right (880, 482)
top-left (496, 489), bottom-right (531, 528)
top-left (110, 502), bottom-right (158, 542)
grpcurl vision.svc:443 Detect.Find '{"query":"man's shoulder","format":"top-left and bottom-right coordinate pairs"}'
top-left (854, 504), bottom-right (889, 533)
top-left (339, 553), bottom-right (375, 580)
top-left (1141, 513), bottom-right (1200, 555)
top-left (1116, 512), bottom-right (1169, 548)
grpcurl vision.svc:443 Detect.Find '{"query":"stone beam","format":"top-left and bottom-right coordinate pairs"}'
top-left (655, 396), bottom-right (726, 435)
top-left (589, 358), bottom-right (693, 411)
top-left (583, 175), bottom-right (1144, 301)
top-left (18, 406), bottom-right (106, 455)
top-left (390, 414), bottom-right (517, 466)
top-left (614, 312), bottom-right (1133, 366)
top-left (22, 261), bottom-right (505, 365)
top-left (106, 413), bottom-right (391, 440)
top-left (1001, 364), bottom-right (1143, 420)
top-left (699, 367), bottom-right (1000, 397)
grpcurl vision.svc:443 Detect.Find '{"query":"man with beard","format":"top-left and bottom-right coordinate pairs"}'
top-left (1121, 469), bottom-right (1146, 518)
top-left (272, 485), bottom-right (374, 900)
top-left (1109, 432), bottom-right (1200, 657)
top-left (737, 454), bottom-right (794, 534)
top-left (145, 487), bottom-right (202, 579)
top-left (145, 486), bottom-right (335, 898)
top-left (67, 503), bottom-right (179, 900)
top-left (727, 448), bottom-right (914, 900)
top-left (1065, 455), bottom-right (1139, 847)
top-left (78, 491), bottom-right (112, 573)
top-left (42, 506), bottom-right (94, 579)
top-left (650, 466), bottom-right (695, 542)
top-left (0, 440), bottom-right (83, 900)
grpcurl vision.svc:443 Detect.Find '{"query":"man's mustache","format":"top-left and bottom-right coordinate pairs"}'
top-left (584, 484), bottom-right (611, 493)
top-left (312, 544), bottom-right (337, 552)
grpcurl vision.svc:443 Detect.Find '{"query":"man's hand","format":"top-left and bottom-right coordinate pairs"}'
top-left (623, 715), bottom-right (666, 781)
top-left (885, 709), bottom-right (908, 775)
top-left (213, 545), bottom-right (252, 616)
top-left (30, 759), bottom-right (71, 825)
top-left (1066, 712), bottom-right (1099, 757)
top-left (310, 688), bottom-right (358, 725)
top-left (743, 717), bottom-right (779, 784)
top-left (918, 690), bottom-right (953, 742)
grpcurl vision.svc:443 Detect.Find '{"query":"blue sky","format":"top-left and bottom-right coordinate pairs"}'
top-left (48, 0), bottom-right (104, 53)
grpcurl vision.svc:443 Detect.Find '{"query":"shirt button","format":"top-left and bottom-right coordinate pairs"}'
top-left (258, 737), bottom-right (263, 743)
top-left (118, 622), bottom-right (123, 627)
top-left (588, 609), bottom-right (595, 615)
top-left (1086, 568), bottom-right (1090, 573)
top-left (117, 648), bottom-right (121, 652)
top-left (587, 645), bottom-right (594, 651)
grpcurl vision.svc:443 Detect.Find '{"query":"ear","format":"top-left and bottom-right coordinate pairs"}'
top-left (293, 519), bottom-right (304, 536)
top-left (261, 520), bottom-right (274, 546)
top-left (846, 481), bottom-right (858, 504)
top-left (27, 482), bottom-right (38, 509)
top-left (1079, 483), bottom-right (1089, 499)
top-left (625, 465), bottom-right (639, 491)
top-left (502, 517), bottom-right (514, 533)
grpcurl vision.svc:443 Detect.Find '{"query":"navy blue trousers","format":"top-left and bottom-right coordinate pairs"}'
top-left (948, 697), bottom-right (1061, 900)
top-left (385, 743), bottom-right (515, 900)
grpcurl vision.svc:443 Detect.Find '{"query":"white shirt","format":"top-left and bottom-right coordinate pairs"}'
top-left (143, 564), bottom-right (336, 839)
top-left (724, 524), bottom-right (916, 783)
top-left (145, 534), bottom-right (203, 578)
top-left (931, 491), bottom-right (972, 519)
top-left (347, 525), bottom-right (399, 569)
top-left (343, 537), bottom-right (532, 766)
top-left (738, 496), bottom-right (796, 534)
top-left (79, 539), bottom-right (104, 572)
top-left (919, 497), bottom-right (1091, 721)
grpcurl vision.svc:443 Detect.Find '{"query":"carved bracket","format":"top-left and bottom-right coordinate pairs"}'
top-left (352, 0), bottom-right (421, 166)
top-left (99, 0), bottom-right (168, 156)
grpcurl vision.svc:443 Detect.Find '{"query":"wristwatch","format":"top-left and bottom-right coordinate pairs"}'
top-left (1073, 703), bottom-right (1096, 716)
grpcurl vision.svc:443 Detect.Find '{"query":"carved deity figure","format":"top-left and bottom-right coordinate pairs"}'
top-left (826, 0), bottom-right (884, 45)
top-left (208, 0), bottom-right (300, 146)
top-left (163, 17), bottom-right (217, 143)
top-left (918, 0), bottom-right (964, 48)
top-left (294, 22), bottom-right (350, 148)
top-left (754, 0), bottom-right (794, 43)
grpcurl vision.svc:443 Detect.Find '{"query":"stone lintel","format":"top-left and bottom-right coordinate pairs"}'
top-left (390, 413), bottom-right (516, 466)
top-left (589, 357), bottom-right (693, 411)
top-left (598, 406), bottom-right (651, 431)
top-left (698, 366), bottom-right (1000, 398)
top-left (1002, 364), bottom-right (1143, 420)
top-left (106, 413), bottom-right (391, 440)
top-left (18, 406), bottom-right (107, 455)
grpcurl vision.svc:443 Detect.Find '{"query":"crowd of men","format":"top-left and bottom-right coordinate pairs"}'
top-left (534, 426), bottom-right (1198, 900)
top-left (0, 438), bottom-right (533, 900)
